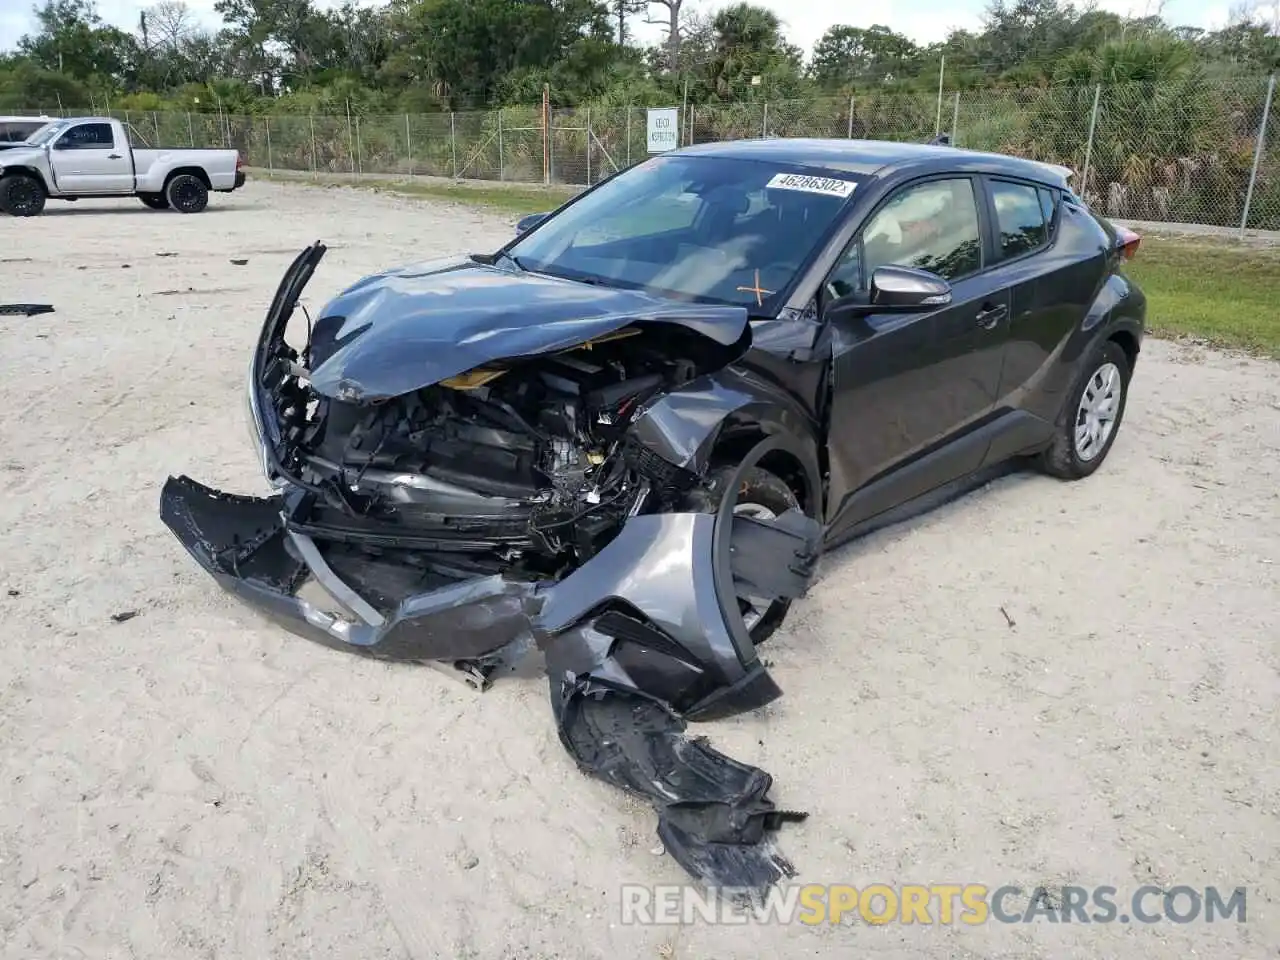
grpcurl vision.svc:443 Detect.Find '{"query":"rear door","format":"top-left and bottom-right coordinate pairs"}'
top-left (49, 122), bottom-right (133, 194)
top-left (821, 175), bottom-right (1011, 532)
top-left (978, 177), bottom-right (1089, 457)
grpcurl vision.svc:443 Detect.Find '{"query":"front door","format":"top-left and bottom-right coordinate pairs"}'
top-left (49, 122), bottom-right (133, 194)
top-left (821, 176), bottom-right (1010, 533)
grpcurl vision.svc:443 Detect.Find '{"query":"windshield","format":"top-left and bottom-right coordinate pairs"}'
top-left (506, 155), bottom-right (862, 313)
top-left (27, 121), bottom-right (68, 146)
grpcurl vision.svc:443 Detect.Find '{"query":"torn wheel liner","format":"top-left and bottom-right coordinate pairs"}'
top-left (553, 680), bottom-right (807, 892)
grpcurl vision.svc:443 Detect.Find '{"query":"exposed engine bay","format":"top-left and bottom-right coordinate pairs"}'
top-left (161, 242), bottom-right (825, 894)
top-left (284, 323), bottom-right (731, 592)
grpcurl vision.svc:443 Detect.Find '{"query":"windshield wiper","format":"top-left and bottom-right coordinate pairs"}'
top-left (492, 251), bottom-right (526, 271)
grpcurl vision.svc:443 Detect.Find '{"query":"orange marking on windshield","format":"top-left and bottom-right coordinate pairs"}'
top-left (736, 269), bottom-right (774, 308)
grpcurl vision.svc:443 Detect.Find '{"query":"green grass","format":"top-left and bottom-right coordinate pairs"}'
top-left (1125, 236), bottom-right (1280, 358)
top-left (382, 181), bottom-right (578, 216)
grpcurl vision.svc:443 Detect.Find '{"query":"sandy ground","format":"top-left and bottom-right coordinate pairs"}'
top-left (0, 181), bottom-right (1277, 960)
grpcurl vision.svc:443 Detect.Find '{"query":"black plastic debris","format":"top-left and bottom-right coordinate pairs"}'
top-left (553, 681), bottom-right (806, 892)
top-left (110, 610), bottom-right (139, 623)
top-left (230, 258), bottom-right (249, 266)
top-left (0, 304), bottom-right (54, 317)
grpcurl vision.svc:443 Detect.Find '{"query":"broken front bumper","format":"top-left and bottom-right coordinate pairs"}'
top-left (160, 471), bottom-right (819, 722)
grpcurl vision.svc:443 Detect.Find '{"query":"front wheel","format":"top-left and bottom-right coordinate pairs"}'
top-left (682, 464), bottom-right (802, 646)
top-left (165, 174), bottom-right (208, 213)
top-left (1038, 340), bottom-right (1132, 480)
top-left (139, 193), bottom-right (170, 210)
top-left (0, 174), bottom-right (46, 216)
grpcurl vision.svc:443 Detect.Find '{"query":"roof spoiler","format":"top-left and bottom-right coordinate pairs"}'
top-left (924, 133), bottom-right (1077, 183)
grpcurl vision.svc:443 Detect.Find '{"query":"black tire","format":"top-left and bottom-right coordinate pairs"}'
top-left (0, 173), bottom-right (46, 216)
top-left (1039, 339), bottom-right (1132, 480)
top-left (165, 173), bottom-right (208, 213)
top-left (139, 193), bottom-right (170, 210)
top-left (683, 463), bottom-right (801, 646)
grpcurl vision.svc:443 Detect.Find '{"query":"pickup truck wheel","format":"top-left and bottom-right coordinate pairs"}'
top-left (139, 193), bottom-right (170, 210)
top-left (0, 173), bottom-right (46, 216)
top-left (165, 174), bottom-right (208, 213)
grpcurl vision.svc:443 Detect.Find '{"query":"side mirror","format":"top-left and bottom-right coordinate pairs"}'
top-left (822, 265), bottom-right (952, 324)
top-left (515, 212), bottom-right (548, 235)
top-left (868, 265), bottom-right (953, 309)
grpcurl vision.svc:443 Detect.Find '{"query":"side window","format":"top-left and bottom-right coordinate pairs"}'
top-left (1038, 187), bottom-right (1059, 239)
top-left (990, 179), bottom-right (1048, 260)
top-left (826, 178), bottom-right (982, 297)
top-left (55, 123), bottom-right (115, 150)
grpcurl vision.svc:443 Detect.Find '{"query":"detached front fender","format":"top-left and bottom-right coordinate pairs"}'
top-left (628, 365), bottom-right (823, 512)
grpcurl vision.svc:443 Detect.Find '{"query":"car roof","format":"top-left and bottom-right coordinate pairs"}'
top-left (674, 137), bottom-right (1072, 189)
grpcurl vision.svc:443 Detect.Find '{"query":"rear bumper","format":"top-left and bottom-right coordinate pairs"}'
top-left (218, 170), bottom-right (246, 192)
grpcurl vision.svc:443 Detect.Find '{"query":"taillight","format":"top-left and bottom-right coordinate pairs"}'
top-left (235, 153), bottom-right (244, 169)
top-left (1115, 225), bottom-right (1141, 260)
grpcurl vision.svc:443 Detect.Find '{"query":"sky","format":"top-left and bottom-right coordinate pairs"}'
top-left (0, 0), bottom-right (1245, 58)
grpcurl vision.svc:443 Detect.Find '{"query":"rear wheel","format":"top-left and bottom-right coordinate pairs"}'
top-left (139, 193), bottom-right (170, 210)
top-left (0, 174), bottom-right (46, 216)
top-left (683, 464), bottom-right (801, 646)
top-left (1039, 340), bottom-right (1132, 480)
top-left (165, 174), bottom-right (208, 213)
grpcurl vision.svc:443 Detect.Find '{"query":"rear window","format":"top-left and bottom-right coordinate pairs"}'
top-left (0, 120), bottom-right (43, 143)
top-left (990, 179), bottom-right (1049, 261)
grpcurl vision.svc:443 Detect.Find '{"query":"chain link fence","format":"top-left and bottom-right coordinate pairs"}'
top-left (17, 75), bottom-right (1279, 232)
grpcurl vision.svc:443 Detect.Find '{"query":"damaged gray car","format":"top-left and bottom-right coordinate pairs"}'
top-left (161, 138), bottom-right (1145, 890)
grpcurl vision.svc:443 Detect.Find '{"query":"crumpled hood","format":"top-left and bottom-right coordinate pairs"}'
top-left (305, 257), bottom-right (750, 402)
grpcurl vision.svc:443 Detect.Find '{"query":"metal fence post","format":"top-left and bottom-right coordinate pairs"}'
top-left (497, 109), bottom-right (504, 181)
top-left (586, 107), bottom-right (591, 185)
top-left (625, 106), bottom-right (631, 166)
top-left (406, 114), bottom-right (414, 178)
top-left (186, 111), bottom-right (194, 147)
top-left (1081, 84), bottom-right (1102, 201)
top-left (309, 113), bottom-right (318, 179)
top-left (355, 116), bottom-right (363, 176)
top-left (934, 56), bottom-right (946, 136)
top-left (1241, 73), bottom-right (1276, 238)
top-left (681, 78), bottom-right (689, 146)
top-left (153, 111), bottom-right (161, 146)
top-left (951, 91), bottom-right (960, 143)
top-left (848, 95), bottom-right (855, 138)
top-left (450, 112), bottom-right (457, 179)
top-left (265, 115), bottom-right (273, 175)
top-left (762, 101), bottom-right (768, 138)
top-left (345, 100), bottom-right (356, 180)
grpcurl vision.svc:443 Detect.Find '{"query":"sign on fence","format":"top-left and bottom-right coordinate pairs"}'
top-left (647, 108), bottom-right (679, 153)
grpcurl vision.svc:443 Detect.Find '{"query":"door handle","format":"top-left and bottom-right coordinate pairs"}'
top-left (107, 153), bottom-right (121, 159)
top-left (975, 303), bottom-right (1007, 330)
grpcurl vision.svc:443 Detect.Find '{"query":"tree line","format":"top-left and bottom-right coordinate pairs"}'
top-left (1, 0), bottom-right (1278, 115)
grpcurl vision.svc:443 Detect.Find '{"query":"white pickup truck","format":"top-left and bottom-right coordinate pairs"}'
top-left (0, 116), bottom-right (245, 216)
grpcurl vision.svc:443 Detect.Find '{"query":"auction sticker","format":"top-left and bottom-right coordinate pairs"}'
top-left (766, 172), bottom-right (857, 198)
